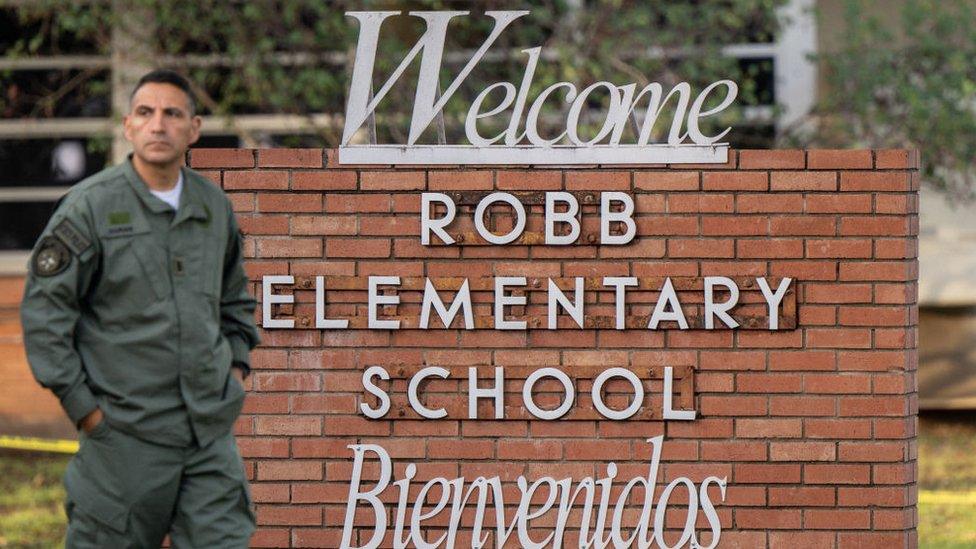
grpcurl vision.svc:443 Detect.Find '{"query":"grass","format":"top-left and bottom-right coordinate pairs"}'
top-left (0, 451), bottom-right (68, 548)
top-left (918, 412), bottom-right (976, 549)
top-left (0, 414), bottom-right (973, 547)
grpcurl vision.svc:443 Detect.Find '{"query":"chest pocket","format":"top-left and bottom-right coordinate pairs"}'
top-left (97, 225), bottom-right (170, 303)
top-left (183, 217), bottom-right (226, 299)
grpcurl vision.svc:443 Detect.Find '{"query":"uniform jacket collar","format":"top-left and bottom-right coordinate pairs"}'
top-left (122, 154), bottom-right (210, 225)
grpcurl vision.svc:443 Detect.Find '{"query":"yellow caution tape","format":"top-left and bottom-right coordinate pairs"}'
top-left (0, 435), bottom-right (78, 454)
top-left (919, 490), bottom-right (976, 505)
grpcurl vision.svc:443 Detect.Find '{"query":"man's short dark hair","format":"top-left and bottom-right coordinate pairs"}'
top-left (130, 69), bottom-right (197, 116)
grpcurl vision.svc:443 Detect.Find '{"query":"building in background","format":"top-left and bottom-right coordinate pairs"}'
top-left (814, 1), bottom-right (976, 409)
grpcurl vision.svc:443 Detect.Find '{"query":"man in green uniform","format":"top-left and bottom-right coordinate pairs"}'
top-left (21, 69), bottom-right (260, 548)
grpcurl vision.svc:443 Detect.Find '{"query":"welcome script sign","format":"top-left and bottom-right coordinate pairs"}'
top-left (259, 10), bottom-right (795, 549)
top-left (337, 10), bottom-right (737, 166)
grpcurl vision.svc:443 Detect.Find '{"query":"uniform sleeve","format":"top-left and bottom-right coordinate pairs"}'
top-left (20, 195), bottom-right (100, 426)
top-left (220, 199), bottom-right (260, 367)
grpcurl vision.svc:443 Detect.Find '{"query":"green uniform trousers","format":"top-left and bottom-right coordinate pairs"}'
top-left (64, 420), bottom-right (255, 548)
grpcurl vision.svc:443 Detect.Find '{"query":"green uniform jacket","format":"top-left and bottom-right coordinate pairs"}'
top-left (21, 157), bottom-right (260, 448)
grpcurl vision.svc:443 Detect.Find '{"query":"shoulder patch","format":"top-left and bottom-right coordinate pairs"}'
top-left (32, 236), bottom-right (71, 277)
top-left (52, 218), bottom-right (91, 256)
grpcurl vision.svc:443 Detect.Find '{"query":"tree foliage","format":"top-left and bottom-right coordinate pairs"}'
top-left (3, 1), bottom-right (783, 147)
top-left (808, 0), bottom-right (976, 198)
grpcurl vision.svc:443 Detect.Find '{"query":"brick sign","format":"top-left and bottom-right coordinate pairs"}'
top-left (192, 147), bottom-right (919, 548)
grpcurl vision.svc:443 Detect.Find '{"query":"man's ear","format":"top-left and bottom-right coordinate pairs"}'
top-left (122, 114), bottom-right (133, 143)
top-left (188, 115), bottom-right (202, 145)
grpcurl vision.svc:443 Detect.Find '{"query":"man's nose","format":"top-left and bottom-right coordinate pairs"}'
top-left (148, 111), bottom-right (165, 132)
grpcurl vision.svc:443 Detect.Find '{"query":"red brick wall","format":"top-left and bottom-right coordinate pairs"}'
top-left (208, 148), bottom-right (918, 548)
top-left (0, 276), bottom-right (77, 439)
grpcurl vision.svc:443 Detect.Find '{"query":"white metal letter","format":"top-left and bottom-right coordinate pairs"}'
top-left (405, 10), bottom-right (529, 145)
top-left (523, 368), bottom-right (574, 420)
top-left (686, 79), bottom-right (738, 145)
top-left (652, 477), bottom-right (698, 549)
top-left (475, 192), bottom-right (526, 245)
top-left (421, 279), bottom-right (473, 329)
top-left (341, 444), bottom-right (391, 549)
top-left (368, 276), bottom-right (401, 329)
top-left (592, 368), bottom-right (644, 420)
top-left (547, 277), bottom-right (584, 329)
top-left (360, 366), bottom-right (391, 419)
top-left (604, 277), bottom-right (638, 330)
top-left (468, 367), bottom-right (504, 419)
top-left (695, 476), bottom-right (728, 549)
top-left (494, 276), bottom-right (527, 330)
top-left (504, 47), bottom-right (542, 145)
top-left (600, 192), bottom-right (636, 245)
top-left (525, 82), bottom-right (577, 146)
top-left (316, 275), bottom-right (349, 329)
top-left (566, 82), bottom-right (622, 146)
top-left (757, 277), bottom-right (792, 330)
top-left (704, 276), bottom-right (740, 329)
top-left (421, 193), bottom-right (456, 245)
top-left (545, 191), bottom-right (580, 245)
top-left (408, 366), bottom-right (449, 419)
top-left (342, 11), bottom-right (529, 146)
top-left (261, 275), bottom-right (294, 329)
top-left (663, 366), bottom-right (696, 420)
top-left (465, 82), bottom-right (517, 147)
top-left (648, 277), bottom-right (688, 329)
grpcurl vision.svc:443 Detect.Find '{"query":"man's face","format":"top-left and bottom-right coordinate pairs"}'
top-left (123, 82), bottom-right (201, 167)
